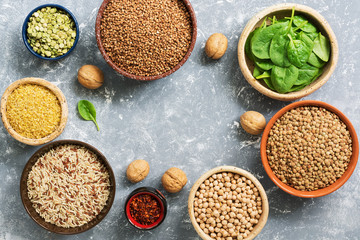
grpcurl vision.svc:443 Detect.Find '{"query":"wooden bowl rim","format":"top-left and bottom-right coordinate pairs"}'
top-left (188, 166), bottom-right (269, 240)
top-left (0, 77), bottom-right (68, 146)
top-left (260, 100), bottom-right (359, 198)
top-left (237, 3), bottom-right (339, 101)
top-left (95, 0), bottom-right (197, 81)
top-left (20, 139), bottom-right (116, 234)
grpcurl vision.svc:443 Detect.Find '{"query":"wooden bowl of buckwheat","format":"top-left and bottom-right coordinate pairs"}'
top-left (261, 100), bottom-right (359, 198)
top-left (95, 0), bottom-right (197, 81)
top-left (188, 166), bottom-right (269, 240)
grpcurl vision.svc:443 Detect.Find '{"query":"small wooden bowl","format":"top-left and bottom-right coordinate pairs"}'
top-left (0, 78), bottom-right (68, 145)
top-left (261, 100), bottom-right (359, 198)
top-left (188, 166), bottom-right (269, 240)
top-left (95, 0), bottom-right (197, 81)
top-left (20, 140), bottom-right (116, 234)
top-left (237, 3), bottom-right (339, 101)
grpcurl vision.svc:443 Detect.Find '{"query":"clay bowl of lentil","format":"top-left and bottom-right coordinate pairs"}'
top-left (1, 77), bottom-right (68, 146)
top-left (188, 166), bottom-right (269, 240)
top-left (20, 140), bottom-right (116, 234)
top-left (238, 3), bottom-right (338, 101)
top-left (95, 0), bottom-right (197, 81)
top-left (261, 100), bottom-right (359, 198)
top-left (22, 4), bottom-right (79, 60)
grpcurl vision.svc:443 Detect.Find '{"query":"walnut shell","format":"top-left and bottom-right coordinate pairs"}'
top-left (240, 111), bottom-right (266, 135)
top-left (161, 167), bottom-right (187, 193)
top-left (205, 33), bottom-right (228, 59)
top-left (77, 65), bottom-right (104, 89)
top-left (126, 159), bottom-right (150, 183)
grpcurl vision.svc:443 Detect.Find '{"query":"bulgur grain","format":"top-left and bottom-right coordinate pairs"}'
top-left (100, 0), bottom-right (192, 76)
top-left (266, 106), bottom-right (352, 191)
top-left (6, 84), bottom-right (61, 139)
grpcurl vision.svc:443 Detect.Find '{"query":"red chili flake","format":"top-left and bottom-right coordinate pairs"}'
top-left (129, 194), bottom-right (161, 225)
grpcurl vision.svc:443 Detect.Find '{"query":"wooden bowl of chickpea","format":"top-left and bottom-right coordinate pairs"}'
top-left (188, 166), bottom-right (269, 240)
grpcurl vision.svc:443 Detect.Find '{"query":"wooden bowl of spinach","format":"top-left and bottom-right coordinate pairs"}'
top-left (237, 3), bottom-right (338, 101)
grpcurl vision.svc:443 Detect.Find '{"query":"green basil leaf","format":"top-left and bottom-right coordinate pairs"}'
top-left (313, 32), bottom-right (330, 62)
top-left (78, 100), bottom-right (100, 131)
top-left (271, 65), bottom-right (299, 93)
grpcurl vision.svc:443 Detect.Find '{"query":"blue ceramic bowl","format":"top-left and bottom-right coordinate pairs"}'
top-left (22, 4), bottom-right (79, 60)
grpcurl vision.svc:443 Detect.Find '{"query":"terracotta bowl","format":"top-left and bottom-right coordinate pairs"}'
top-left (0, 78), bottom-right (68, 146)
top-left (237, 3), bottom-right (338, 101)
top-left (20, 140), bottom-right (116, 234)
top-left (261, 100), bottom-right (359, 198)
top-left (188, 166), bottom-right (269, 240)
top-left (95, 0), bottom-right (197, 81)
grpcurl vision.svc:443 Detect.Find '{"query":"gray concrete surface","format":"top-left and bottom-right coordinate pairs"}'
top-left (0, 0), bottom-right (359, 239)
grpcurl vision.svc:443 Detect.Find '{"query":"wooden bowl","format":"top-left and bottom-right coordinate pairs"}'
top-left (0, 78), bottom-right (68, 146)
top-left (237, 3), bottom-right (339, 101)
top-left (261, 100), bottom-right (359, 198)
top-left (20, 140), bottom-right (116, 234)
top-left (95, 0), bottom-right (197, 81)
top-left (188, 166), bottom-right (269, 240)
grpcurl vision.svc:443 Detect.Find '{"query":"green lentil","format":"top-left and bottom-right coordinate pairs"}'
top-left (27, 7), bottom-right (76, 58)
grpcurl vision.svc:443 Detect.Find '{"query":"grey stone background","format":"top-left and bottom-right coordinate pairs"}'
top-left (0, 0), bottom-right (359, 239)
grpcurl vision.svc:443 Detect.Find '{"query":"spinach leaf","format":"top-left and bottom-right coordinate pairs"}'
top-left (305, 32), bottom-right (318, 41)
top-left (251, 21), bottom-right (288, 59)
top-left (313, 32), bottom-right (330, 62)
top-left (293, 15), bottom-right (317, 33)
top-left (269, 32), bottom-right (291, 67)
top-left (253, 65), bottom-right (262, 78)
top-left (78, 100), bottom-right (100, 131)
top-left (255, 71), bottom-right (271, 79)
top-left (295, 64), bottom-right (319, 85)
top-left (264, 78), bottom-right (276, 90)
top-left (287, 34), bottom-right (312, 68)
top-left (308, 52), bottom-right (326, 68)
top-left (245, 30), bottom-right (256, 61)
top-left (289, 83), bottom-right (307, 92)
top-left (255, 58), bottom-right (273, 71)
top-left (271, 65), bottom-right (299, 93)
top-left (298, 32), bottom-right (314, 50)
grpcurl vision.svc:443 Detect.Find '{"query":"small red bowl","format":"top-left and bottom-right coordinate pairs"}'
top-left (261, 100), bottom-right (359, 198)
top-left (125, 187), bottom-right (167, 230)
top-left (95, 0), bottom-right (197, 81)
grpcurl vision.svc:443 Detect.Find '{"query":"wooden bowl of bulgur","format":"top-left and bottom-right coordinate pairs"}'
top-left (95, 0), bottom-right (197, 81)
top-left (0, 77), bottom-right (68, 146)
top-left (188, 166), bottom-right (269, 240)
top-left (261, 100), bottom-right (359, 198)
top-left (20, 140), bottom-right (116, 234)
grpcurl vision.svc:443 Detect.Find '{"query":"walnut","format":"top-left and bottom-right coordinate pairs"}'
top-left (205, 33), bottom-right (228, 59)
top-left (240, 111), bottom-right (266, 135)
top-left (126, 159), bottom-right (150, 183)
top-left (161, 167), bottom-right (187, 193)
top-left (77, 65), bottom-right (104, 89)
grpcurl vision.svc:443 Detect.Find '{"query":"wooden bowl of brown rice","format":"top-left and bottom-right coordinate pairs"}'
top-left (20, 140), bottom-right (116, 234)
top-left (1, 77), bottom-right (68, 146)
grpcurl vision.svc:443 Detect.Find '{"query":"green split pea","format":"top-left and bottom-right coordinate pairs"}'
top-left (27, 7), bottom-right (76, 58)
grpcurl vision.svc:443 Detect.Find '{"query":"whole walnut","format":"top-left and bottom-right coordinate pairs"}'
top-left (240, 111), bottom-right (266, 135)
top-left (161, 167), bottom-right (187, 193)
top-left (205, 33), bottom-right (228, 59)
top-left (126, 159), bottom-right (150, 183)
top-left (77, 65), bottom-right (104, 89)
